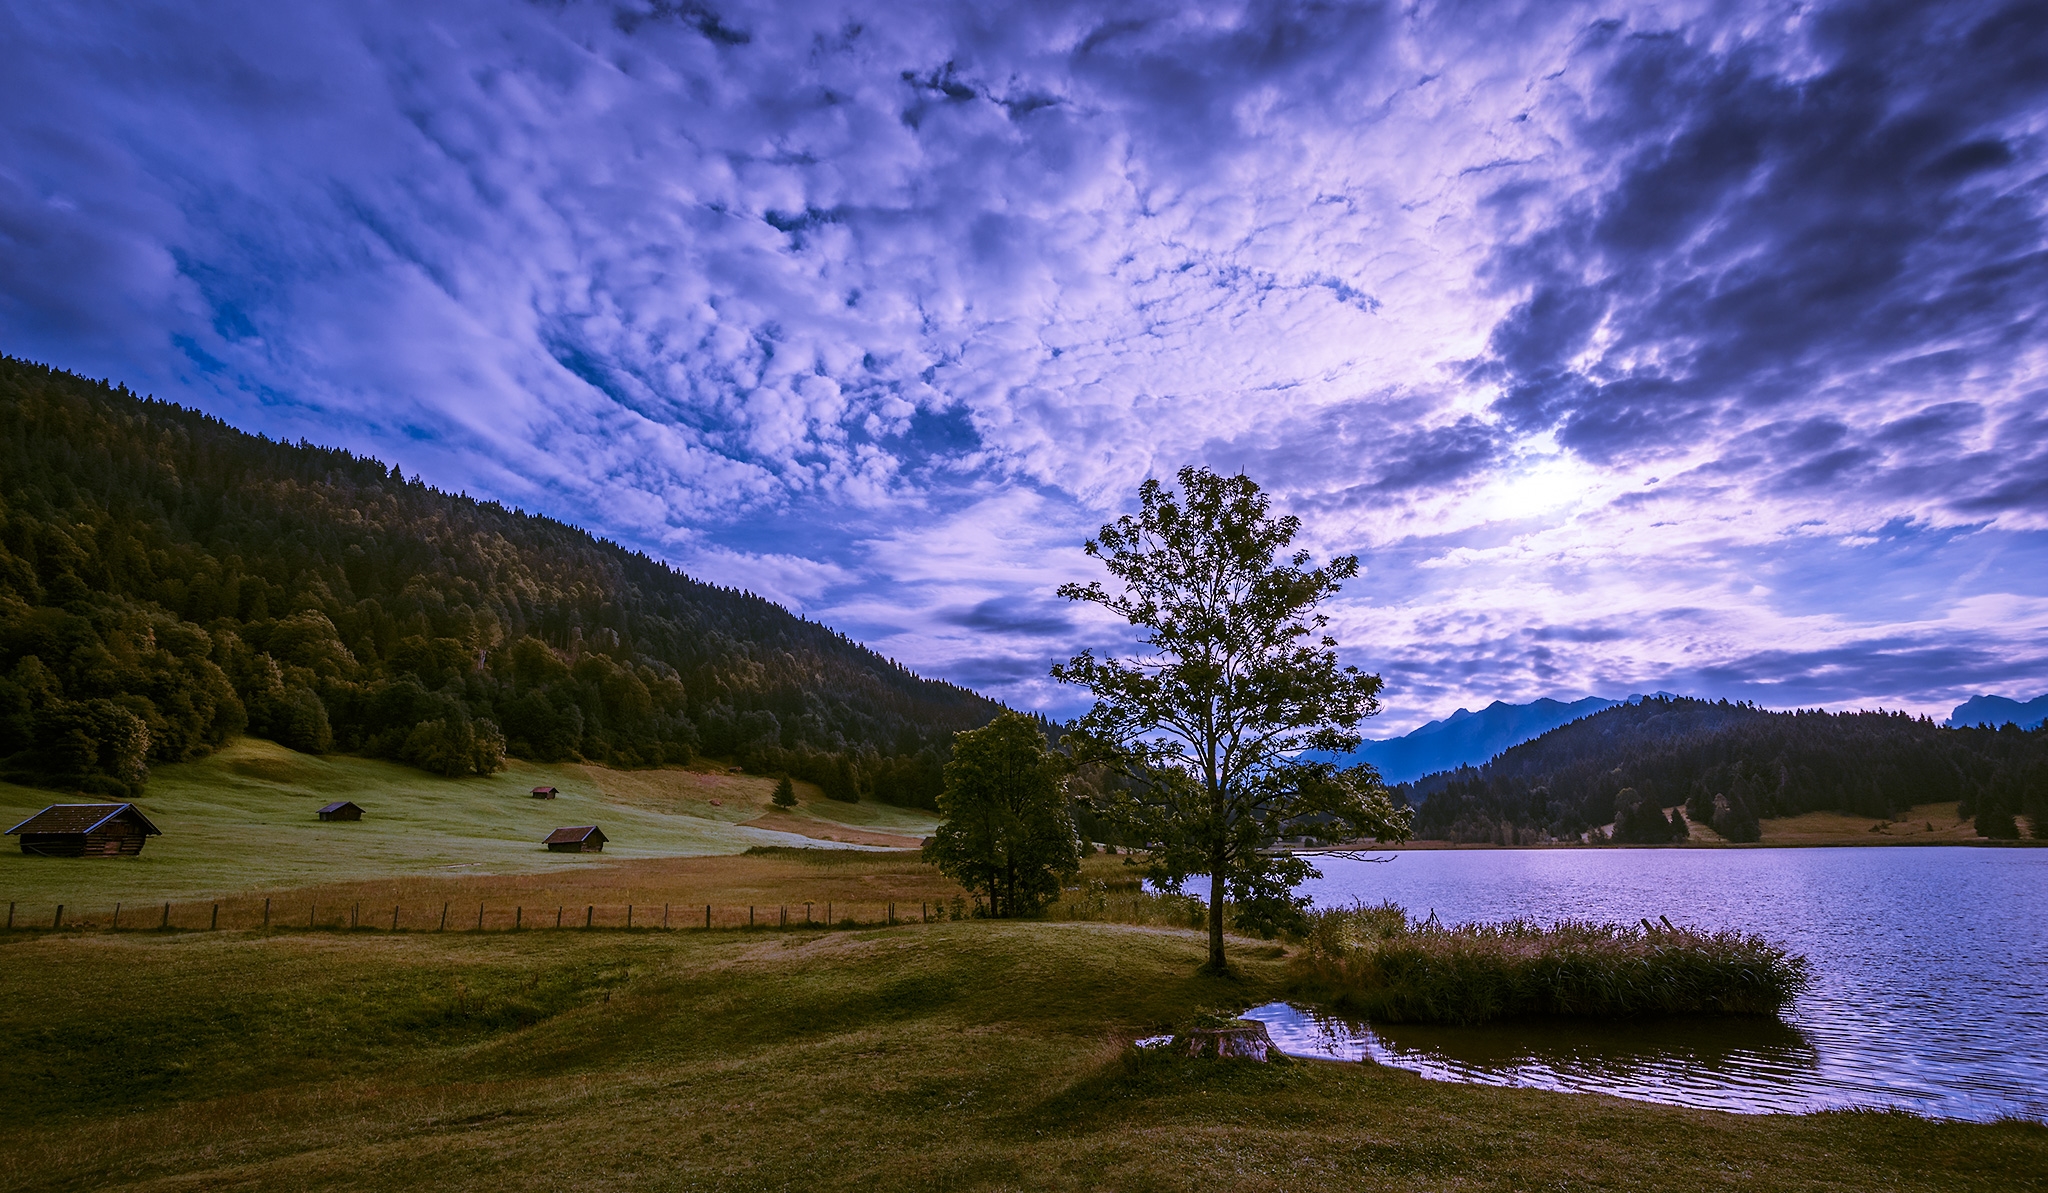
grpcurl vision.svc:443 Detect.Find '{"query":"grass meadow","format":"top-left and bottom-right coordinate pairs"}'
top-left (0, 739), bottom-right (936, 909)
top-left (5, 748), bottom-right (2046, 1190)
top-left (5, 909), bottom-right (2045, 1192)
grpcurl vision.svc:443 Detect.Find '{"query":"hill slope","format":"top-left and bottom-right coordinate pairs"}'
top-left (1403, 696), bottom-right (2048, 844)
top-left (0, 358), bottom-right (998, 804)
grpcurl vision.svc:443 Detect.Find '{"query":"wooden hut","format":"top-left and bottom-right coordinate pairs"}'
top-left (531, 786), bottom-right (559, 799)
top-left (544, 825), bottom-right (606, 853)
top-left (5, 803), bottom-right (162, 857)
top-left (317, 801), bottom-right (364, 822)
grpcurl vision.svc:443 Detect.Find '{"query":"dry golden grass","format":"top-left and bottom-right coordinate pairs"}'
top-left (17, 847), bottom-right (969, 932)
top-left (1757, 802), bottom-right (1981, 846)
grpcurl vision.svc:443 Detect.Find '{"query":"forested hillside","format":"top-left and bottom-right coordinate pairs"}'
top-left (1403, 697), bottom-right (2048, 844)
top-left (0, 357), bottom-right (1000, 804)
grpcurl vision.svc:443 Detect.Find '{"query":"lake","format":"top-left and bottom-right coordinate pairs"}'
top-left (1248, 846), bottom-right (2048, 1122)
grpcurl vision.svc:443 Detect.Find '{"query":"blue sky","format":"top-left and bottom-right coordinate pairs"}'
top-left (2, 0), bottom-right (2044, 731)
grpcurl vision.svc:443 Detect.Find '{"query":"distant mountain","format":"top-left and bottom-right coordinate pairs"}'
top-left (1404, 696), bottom-right (2048, 845)
top-left (1948, 694), bottom-right (2048, 731)
top-left (1335, 696), bottom-right (1623, 784)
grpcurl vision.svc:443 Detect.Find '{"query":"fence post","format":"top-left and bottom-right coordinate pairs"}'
top-left (163, 902), bottom-right (170, 929)
top-left (263, 898), bottom-right (270, 928)
top-left (827, 901), bottom-right (832, 925)
top-left (557, 907), bottom-right (564, 928)
top-left (477, 902), bottom-right (485, 930)
top-left (705, 904), bottom-right (711, 929)
top-left (310, 904), bottom-right (316, 929)
top-left (664, 903), bottom-right (670, 929)
top-left (586, 906), bottom-right (593, 928)
top-left (54, 904), bottom-right (63, 929)
top-left (627, 905), bottom-right (633, 929)
top-left (749, 905), bottom-right (754, 928)
top-left (515, 907), bottom-right (522, 930)
top-left (805, 902), bottom-right (813, 925)
top-left (393, 905), bottom-right (400, 931)
top-left (351, 902), bottom-right (358, 930)
top-left (6, 901), bottom-right (12, 929)
top-left (113, 902), bottom-right (121, 930)
top-left (211, 903), bottom-right (219, 930)
top-left (780, 906), bottom-right (786, 928)
top-left (922, 902), bottom-right (927, 924)
top-left (440, 902), bottom-right (448, 931)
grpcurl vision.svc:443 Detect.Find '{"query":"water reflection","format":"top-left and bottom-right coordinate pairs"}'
top-left (1245, 1002), bottom-right (1843, 1116)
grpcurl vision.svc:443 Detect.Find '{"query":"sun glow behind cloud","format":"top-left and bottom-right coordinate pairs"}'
top-left (0, 0), bottom-right (2043, 731)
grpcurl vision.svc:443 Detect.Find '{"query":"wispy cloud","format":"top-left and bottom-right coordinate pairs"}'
top-left (2, 0), bottom-right (2042, 731)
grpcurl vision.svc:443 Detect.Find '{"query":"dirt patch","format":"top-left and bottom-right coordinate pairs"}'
top-left (742, 812), bottom-right (923, 849)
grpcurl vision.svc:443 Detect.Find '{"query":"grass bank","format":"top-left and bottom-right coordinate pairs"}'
top-left (0, 738), bottom-right (938, 906)
top-left (2, 915), bottom-right (2041, 1192)
top-left (1289, 903), bottom-right (1810, 1025)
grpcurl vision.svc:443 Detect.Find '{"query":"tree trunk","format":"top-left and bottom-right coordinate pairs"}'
top-left (1206, 867), bottom-right (1227, 971)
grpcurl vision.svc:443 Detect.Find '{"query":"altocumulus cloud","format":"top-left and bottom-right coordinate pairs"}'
top-left (0, 0), bottom-right (2043, 729)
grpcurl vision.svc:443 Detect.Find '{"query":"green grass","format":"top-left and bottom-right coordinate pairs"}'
top-left (1290, 903), bottom-right (1812, 1025)
top-left (1, 918), bottom-right (2041, 1192)
top-left (0, 739), bottom-right (935, 907)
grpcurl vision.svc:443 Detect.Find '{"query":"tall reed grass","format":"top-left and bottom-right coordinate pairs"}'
top-left (1291, 902), bottom-right (1810, 1025)
top-left (1049, 876), bottom-right (1212, 930)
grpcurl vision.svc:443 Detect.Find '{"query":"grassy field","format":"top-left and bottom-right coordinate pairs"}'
top-left (3, 906), bottom-right (2043, 1192)
top-left (0, 740), bottom-right (938, 908)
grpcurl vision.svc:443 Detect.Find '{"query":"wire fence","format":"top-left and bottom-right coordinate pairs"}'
top-left (0, 897), bottom-right (956, 934)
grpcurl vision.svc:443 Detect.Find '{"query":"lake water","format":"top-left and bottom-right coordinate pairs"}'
top-left (1247, 846), bottom-right (2048, 1122)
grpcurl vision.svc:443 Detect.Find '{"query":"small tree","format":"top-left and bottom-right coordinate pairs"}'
top-left (771, 774), bottom-right (797, 808)
top-left (1053, 466), bottom-right (1411, 972)
top-left (923, 711), bottom-right (1080, 917)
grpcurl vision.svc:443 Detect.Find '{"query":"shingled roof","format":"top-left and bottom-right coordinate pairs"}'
top-left (543, 825), bottom-right (606, 845)
top-left (5, 803), bottom-right (162, 837)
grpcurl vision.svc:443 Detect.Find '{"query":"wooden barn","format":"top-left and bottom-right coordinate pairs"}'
top-left (6, 803), bottom-right (162, 857)
top-left (317, 801), bottom-right (364, 822)
top-left (531, 786), bottom-right (559, 799)
top-left (544, 825), bottom-right (606, 853)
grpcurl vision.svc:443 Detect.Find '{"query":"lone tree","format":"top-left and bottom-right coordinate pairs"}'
top-left (771, 774), bottom-right (797, 808)
top-left (1053, 466), bottom-right (1411, 972)
top-left (923, 710), bottom-right (1080, 917)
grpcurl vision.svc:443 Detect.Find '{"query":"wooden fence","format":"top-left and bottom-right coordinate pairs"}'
top-left (0, 897), bottom-right (944, 934)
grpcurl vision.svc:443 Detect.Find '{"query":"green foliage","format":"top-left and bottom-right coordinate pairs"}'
top-left (771, 774), bottom-right (797, 808)
top-left (1406, 697), bottom-right (2048, 843)
top-left (1052, 467), bottom-right (1411, 968)
top-left (1610, 787), bottom-right (1688, 844)
top-left (1293, 903), bottom-right (1812, 1025)
top-left (923, 710), bottom-right (1080, 917)
top-left (0, 358), bottom-right (998, 794)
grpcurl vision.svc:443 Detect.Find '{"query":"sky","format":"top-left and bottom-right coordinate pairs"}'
top-left (2, 0), bottom-right (2044, 733)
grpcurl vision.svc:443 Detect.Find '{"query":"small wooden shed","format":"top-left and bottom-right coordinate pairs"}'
top-left (317, 801), bottom-right (364, 822)
top-left (544, 825), bottom-right (606, 853)
top-left (6, 803), bottom-right (162, 857)
top-left (531, 786), bottom-right (559, 800)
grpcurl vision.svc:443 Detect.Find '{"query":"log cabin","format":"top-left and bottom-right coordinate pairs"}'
top-left (531, 786), bottom-right (559, 799)
top-left (543, 825), bottom-right (606, 853)
top-left (317, 801), bottom-right (364, 822)
top-left (5, 803), bottom-right (162, 857)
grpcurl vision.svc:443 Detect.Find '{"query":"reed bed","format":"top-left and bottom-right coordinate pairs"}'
top-left (1291, 902), bottom-right (1811, 1025)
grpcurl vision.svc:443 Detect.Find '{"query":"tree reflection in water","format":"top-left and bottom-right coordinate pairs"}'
top-left (1243, 1002), bottom-right (1851, 1116)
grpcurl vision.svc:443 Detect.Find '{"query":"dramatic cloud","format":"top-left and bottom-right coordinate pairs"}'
top-left (2, 0), bottom-right (2043, 729)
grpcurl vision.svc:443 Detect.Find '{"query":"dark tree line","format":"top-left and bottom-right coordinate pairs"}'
top-left (0, 357), bottom-right (999, 801)
top-left (1403, 696), bottom-right (2048, 843)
